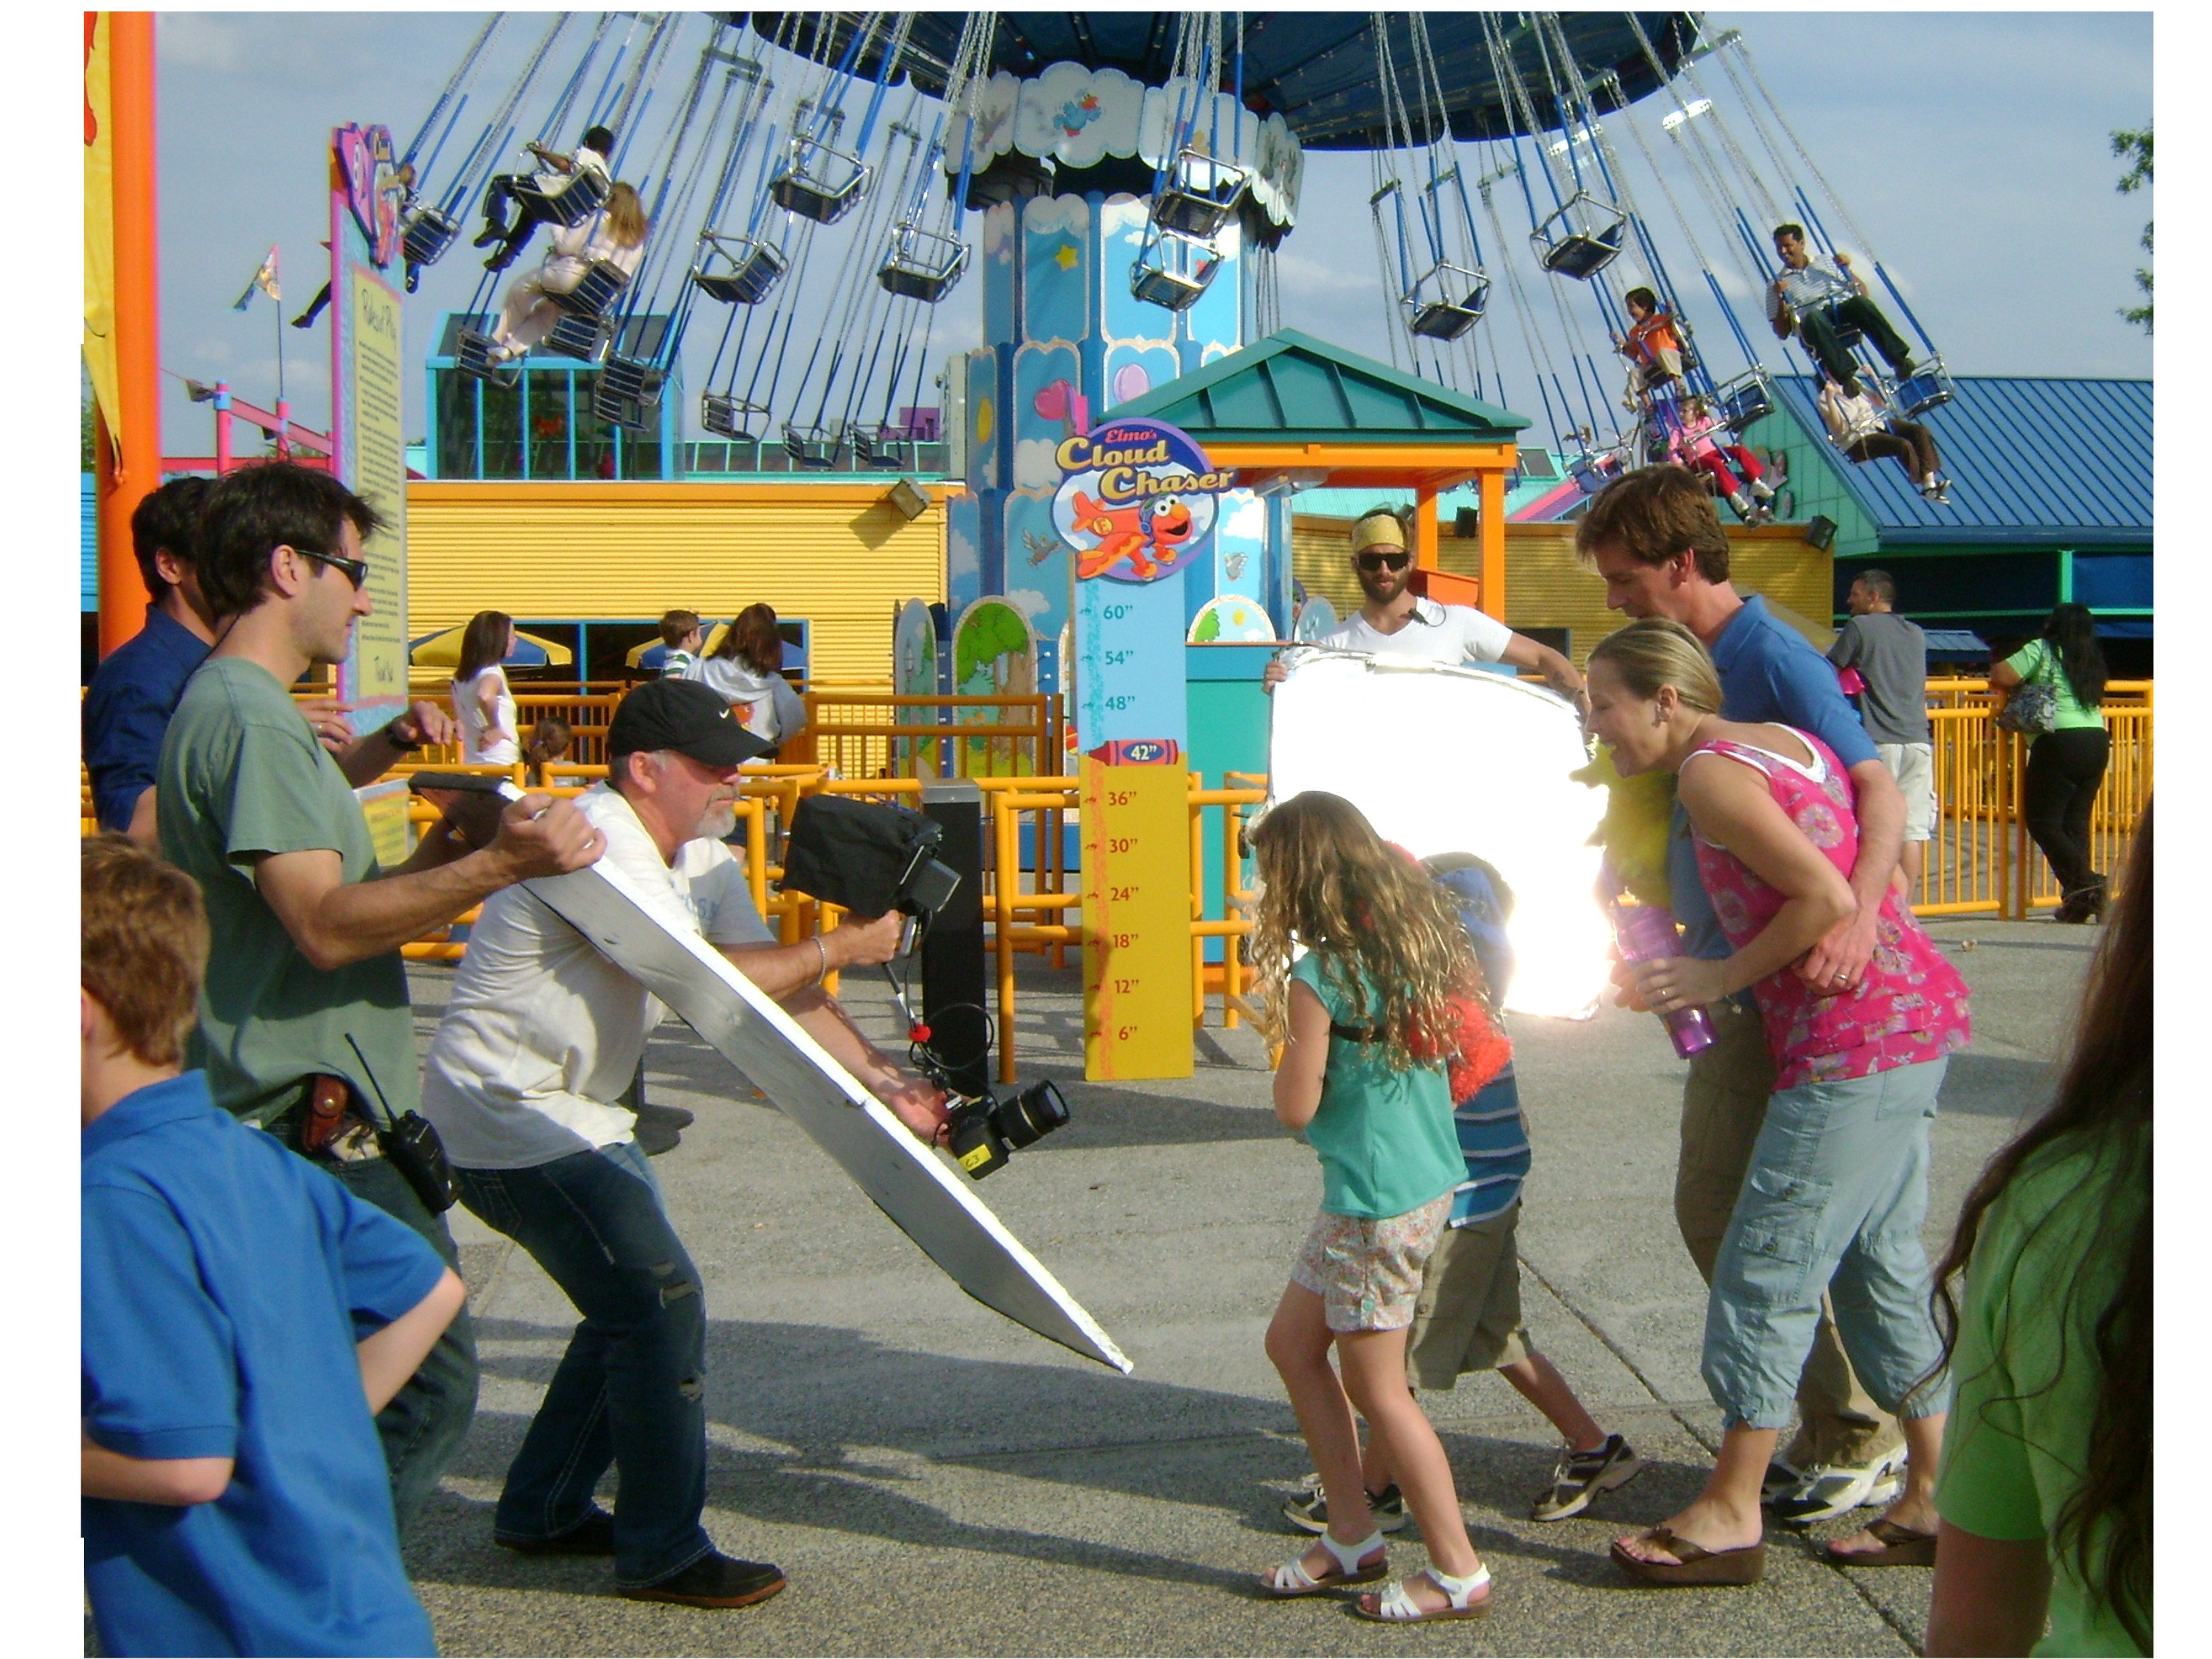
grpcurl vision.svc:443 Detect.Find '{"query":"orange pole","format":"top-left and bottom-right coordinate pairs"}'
top-left (1479, 462), bottom-right (1507, 621)
top-left (1412, 487), bottom-right (1440, 570)
top-left (96, 12), bottom-right (159, 657)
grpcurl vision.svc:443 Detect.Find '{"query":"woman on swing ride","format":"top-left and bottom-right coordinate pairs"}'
top-left (487, 182), bottom-right (651, 366)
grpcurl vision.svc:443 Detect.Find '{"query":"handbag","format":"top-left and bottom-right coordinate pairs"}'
top-left (1995, 647), bottom-right (2059, 735)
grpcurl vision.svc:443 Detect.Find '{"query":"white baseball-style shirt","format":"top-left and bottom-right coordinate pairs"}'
top-left (422, 782), bottom-right (774, 1168)
top-left (1322, 598), bottom-right (1515, 667)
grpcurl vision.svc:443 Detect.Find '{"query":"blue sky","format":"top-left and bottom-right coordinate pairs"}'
top-left (141, 11), bottom-right (2152, 456)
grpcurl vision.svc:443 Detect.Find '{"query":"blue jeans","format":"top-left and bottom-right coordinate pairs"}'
top-left (1702, 1059), bottom-right (1952, 1431)
top-left (455, 1143), bottom-right (714, 1588)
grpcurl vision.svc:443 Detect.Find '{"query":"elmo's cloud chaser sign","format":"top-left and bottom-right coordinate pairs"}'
top-left (1052, 419), bottom-right (1228, 584)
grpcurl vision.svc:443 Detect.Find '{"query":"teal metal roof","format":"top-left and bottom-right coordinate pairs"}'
top-left (1768, 376), bottom-right (2151, 550)
top-left (1109, 330), bottom-right (1530, 446)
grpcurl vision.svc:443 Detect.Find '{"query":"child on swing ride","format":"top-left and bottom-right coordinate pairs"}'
top-left (1246, 790), bottom-right (1493, 1624)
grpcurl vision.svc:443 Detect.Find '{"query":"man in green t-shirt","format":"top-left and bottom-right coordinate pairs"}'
top-left (157, 462), bottom-right (607, 1537)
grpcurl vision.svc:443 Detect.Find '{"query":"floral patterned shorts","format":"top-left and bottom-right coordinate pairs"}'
top-left (1290, 1195), bottom-right (1453, 1333)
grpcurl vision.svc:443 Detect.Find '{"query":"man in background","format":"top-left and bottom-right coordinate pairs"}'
top-left (1828, 569), bottom-right (1935, 887)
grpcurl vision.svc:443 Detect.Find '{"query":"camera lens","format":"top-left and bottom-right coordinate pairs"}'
top-left (991, 1078), bottom-right (1070, 1151)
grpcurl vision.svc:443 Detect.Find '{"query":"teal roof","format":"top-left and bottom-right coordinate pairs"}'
top-left (1109, 329), bottom-right (1530, 446)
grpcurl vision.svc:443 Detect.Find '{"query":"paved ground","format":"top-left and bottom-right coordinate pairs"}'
top-left (395, 917), bottom-right (2094, 1657)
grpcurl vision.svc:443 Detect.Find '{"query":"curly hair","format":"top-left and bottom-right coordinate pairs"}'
top-left (1247, 792), bottom-right (1475, 1073)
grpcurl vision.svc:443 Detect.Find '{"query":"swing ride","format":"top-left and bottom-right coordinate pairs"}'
top-left (399, 12), bottom-right (1962, 503)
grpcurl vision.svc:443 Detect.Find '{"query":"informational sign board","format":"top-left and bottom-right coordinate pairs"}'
top-left (1269, 650), bottom-right (1612, 1021)
top-left (331, 123), bottom-right (408, 731)
top-left (526, 859), bottom-right (1132, 1373)
top-left (1059, 416), bottom-right (1230, 1080)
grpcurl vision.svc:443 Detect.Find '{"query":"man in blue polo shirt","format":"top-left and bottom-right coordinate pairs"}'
top-left (1578, 465), bottom-right (1911, 1527)
top-left (82, 835), bottom-right (466, 1657)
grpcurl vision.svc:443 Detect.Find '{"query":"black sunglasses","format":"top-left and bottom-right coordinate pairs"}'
top-left (1355, 550), bottom-right (1411, 573)
top-left (294, 546), bottom-right (369, 590)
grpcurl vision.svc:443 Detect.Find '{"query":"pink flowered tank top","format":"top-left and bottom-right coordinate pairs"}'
top-left (1689, 730), bottom-right (1971, 1089)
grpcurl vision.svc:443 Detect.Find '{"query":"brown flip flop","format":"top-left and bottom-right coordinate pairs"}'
top-left (1822, 1517), bottom-right (1938, 1567)
top-left (1610, 1525), bottom-right (1767, 1586)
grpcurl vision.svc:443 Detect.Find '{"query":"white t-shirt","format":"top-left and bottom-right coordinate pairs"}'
top-left (1322, 598), bottom-right (1514, 667)
top-left (452, 667), bottom-right (518, 765)
top-left (421, 783), bottom-right (776, 1168)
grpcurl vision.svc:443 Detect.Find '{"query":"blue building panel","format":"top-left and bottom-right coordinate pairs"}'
top-left (83, 473), bottom-right (98, 611)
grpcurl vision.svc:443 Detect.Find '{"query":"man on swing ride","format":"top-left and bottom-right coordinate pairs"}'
top-left (1766, 224), bottom-right (1916, 399)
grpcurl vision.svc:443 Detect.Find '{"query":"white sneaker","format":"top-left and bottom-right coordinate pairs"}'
top-left (1767, 1448), bottom-right (1908, 1525)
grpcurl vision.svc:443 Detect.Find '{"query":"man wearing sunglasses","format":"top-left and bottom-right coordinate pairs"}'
top-left (1265, 507), bottom-right (1586, 710)
top-left (156, 462), bottom-right (608, 1543)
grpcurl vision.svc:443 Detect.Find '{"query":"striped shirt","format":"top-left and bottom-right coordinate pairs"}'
top-left (1768, 253), bottom-right (1856, 319)
top-left (1449, 1064), bottom-right (1531, 1228)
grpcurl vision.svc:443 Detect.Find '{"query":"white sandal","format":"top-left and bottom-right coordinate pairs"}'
top-left (1355, 1563), bottom-right (1493, 1622)
top-left (1258, 1528), bottom-right (1388, 1597)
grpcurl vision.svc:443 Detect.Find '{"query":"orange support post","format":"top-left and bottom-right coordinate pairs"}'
top-left (1478, 462), bottom-right (1507, 621)
top-left (94, 12), bottom-right (160, 657)
top-left (1412, 488), bottom-right (1441, 570)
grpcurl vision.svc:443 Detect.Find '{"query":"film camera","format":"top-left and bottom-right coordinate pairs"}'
top-left (779, 795), bottom-right (1071, 1179)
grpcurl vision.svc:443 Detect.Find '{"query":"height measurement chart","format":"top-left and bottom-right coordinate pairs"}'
top-left (1058, 417), bottom-right (1223, 1080)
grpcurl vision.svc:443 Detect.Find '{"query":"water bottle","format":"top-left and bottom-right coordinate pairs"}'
top-left (1610, 900), bottom-right (1718, 1059)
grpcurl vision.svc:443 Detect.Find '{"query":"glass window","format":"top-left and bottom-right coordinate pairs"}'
top-left (528, 369), bottom-right (573, 480)
top-left (434, 369), bottom-right (478, 480)
top-left (479, 372), bottom-right (525, 479)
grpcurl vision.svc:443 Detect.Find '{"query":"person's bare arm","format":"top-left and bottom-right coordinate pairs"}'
top-left (356, 1269), bottom-right (466, 1416)
top-left (124, 786), bottom-right (159, 850)
top-left (778, 987), bottom-right (949, 1143)
top-left (335, 699), bottom-right (459, 789)
top-left (253, 794), bottom-right (607, 969)
top-left (1272, 978), bottom-right (1332, 1129)
top-left (1988, 659), bottom-right (2024, 692)
top-left (722, 910), bottom-right (905, 1002)
top-left (81, 1425), bottom-right (233, 1507)
top-left (1924, 1522), bottom-right (2050, 1656)
top-left (1796, 757), bottom-right (1904, 988)
top-left (1631, 754), bottom-right (1857, 1012)
top-left (1498, 632), bottom-right (1587, 707)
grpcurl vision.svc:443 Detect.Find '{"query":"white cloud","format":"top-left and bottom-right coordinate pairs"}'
top-left (1012, 438), bottom-right (1062, 491)
top-left (1003, 588), bottom-right (1053, 621)
top-left (1021, 194), bottom-right (1090, 240)
top-left (1220, 493), bottom-right (1266, 542)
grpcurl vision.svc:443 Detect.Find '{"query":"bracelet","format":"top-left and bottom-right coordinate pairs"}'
top-left (813, 935), bottom-right (830, 986)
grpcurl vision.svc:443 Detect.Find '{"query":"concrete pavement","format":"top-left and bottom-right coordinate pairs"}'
top-left (399, 917), bottom-right (2094, 1656)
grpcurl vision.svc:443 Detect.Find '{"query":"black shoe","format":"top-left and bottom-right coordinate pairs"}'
top-left (471, 225), bottom-right (508, 248)
top-left (635, 1103), bottom-right (695, 1158)
top-left (495, 1507), bottom-right (616, 1557)
top-left (405, 266), bottom-right (421, 295)
top-left (290, 312), bottom-right (316, 331)
top-left (485, 250), bottom-right (518, 272)
top-left (621, 1551), bottom-right (787, 1609)
top-left (1283, 1476), bottom-right (1408, 1534)
top-left (2056, 876), bottom-right (2108, 924)
top-left (1892, 358), bottom-right (1916, 382)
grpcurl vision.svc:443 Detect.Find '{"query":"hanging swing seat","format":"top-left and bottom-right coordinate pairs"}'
top-left (401, 205), bottom-right (462, 270)
top-left (1712, 369), bottom-right (1776, 433)
top-left (1399, 261), bottom-right (1492, 341)
top-left (692, 233), bottom-right (789, 305)
top-left (551, 258), bottom-right (632, 319)
top-left (1893, 354), bottom-right (1954, 418)
top-left (510, 165), bottom-right (609, 231)
top-left (701, 393), bottom-right (773, 441)
top-left (1567, 439), bottom-right (1631, 495)
top-left (592, 357), bottom-right (665, 430)
top-left (1530, 192), bottom-right (1628, 280)
top-left (877, 225), bottom-right (970, 303)
top-left (1128, 222), bottom-right (1223, 312)
top-left (1150, 149), bottom-right (1252, 240)
top-left (770, 136), bottom-right (872, 226)
top-left (453, 327), bottom-right (521, 387)
top-left (545, 312), bottom-right (611, 363)
top-left (782, 422), bottom-right (844, 469)
top-left (849, 428), bottom-right (913, 469)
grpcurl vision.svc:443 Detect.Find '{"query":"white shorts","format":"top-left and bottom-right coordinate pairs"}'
top-left (1876, 742), bottom-right (1936, 841)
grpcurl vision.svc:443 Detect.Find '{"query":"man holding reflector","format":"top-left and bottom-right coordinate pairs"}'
top-left (421, 678), bottom-right (946, 1610)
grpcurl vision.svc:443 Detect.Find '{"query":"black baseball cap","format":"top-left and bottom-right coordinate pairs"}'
top-left (607, 678), bottom-right (772, 767)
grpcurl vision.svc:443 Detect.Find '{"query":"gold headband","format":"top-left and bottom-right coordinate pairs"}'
top-left (1350, 512), bottom-right (1407, 555)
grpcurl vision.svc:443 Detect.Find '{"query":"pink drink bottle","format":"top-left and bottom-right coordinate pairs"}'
top-left (1610, 901), bottom-right (1719, 1059)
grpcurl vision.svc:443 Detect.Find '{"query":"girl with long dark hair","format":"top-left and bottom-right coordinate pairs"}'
top-left (1991, 603), bottom-right (2111, 920)
top-left (686, 602), bottom-right (806, 750)
top-left (449, 609), bottom-right (518, 766)
top-left (1925, 805), bottom-right (2150, 1656)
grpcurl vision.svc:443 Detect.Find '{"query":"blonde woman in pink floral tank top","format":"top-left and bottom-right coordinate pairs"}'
top-left (1585, 619), bottom-right (1970, 1589)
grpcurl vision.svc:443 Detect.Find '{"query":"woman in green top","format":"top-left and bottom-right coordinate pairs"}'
top-left (1926, 804), bottom-right (2150, 1655)
top-left (1247, 791), bottom-right (1492, 1623)
top-left (1990, 604), bottom-right (2110, 921)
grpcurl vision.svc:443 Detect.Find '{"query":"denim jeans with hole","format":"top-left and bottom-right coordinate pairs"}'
top-left (1701, 1058), bottom-right (1953, 1431)
top-left (455, 1141), bottom-right (714, 1588)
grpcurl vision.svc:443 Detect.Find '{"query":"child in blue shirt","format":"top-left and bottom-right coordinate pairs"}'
top-left (1247, 792), bottom-right (1492, 1624)
top-left (81, 836), bottom-right (466, 1658)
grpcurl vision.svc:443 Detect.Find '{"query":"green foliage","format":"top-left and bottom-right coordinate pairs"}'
top-left (81, 375), bottom-right (96, 470)
top-left (2111, 125), bottom-right (2152, 334)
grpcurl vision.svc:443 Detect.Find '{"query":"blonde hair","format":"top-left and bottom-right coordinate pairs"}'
top-left (1248, 791), bottom-right (1474, 1072)
top-left (83, 835), bottom-right (208, 1067)
top-left (605, 182), bottom-right (649, 249)
top-left (1586, 617), bottom-right (1724, 714)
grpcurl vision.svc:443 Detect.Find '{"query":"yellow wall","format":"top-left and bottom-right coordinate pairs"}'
top-left (1294, 515), bottom-right (1835, 668)
top-left (405, 480), bottom-right (945, 685)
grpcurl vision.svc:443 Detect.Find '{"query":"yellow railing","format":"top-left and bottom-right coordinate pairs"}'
top-left (796, 691), bottom-right (1063, 782)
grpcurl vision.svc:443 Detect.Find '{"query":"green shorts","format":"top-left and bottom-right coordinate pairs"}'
top-left (1404, 1200), bottom-right (1532, 1389)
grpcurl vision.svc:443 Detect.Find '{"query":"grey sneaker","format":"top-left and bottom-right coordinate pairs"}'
top-left (1768, 1448), bottom-right (1907, 1525)
top-left (1284, 1475), bottom-right (1408, 1534)
top-left (1531, 1433), bottom-right (1645, 1521)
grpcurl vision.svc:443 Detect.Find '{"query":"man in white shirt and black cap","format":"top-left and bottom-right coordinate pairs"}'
top-left (1266, 505), bottom-right (1587, 711)
top-left (421, 678), bottom-right (945, 1609)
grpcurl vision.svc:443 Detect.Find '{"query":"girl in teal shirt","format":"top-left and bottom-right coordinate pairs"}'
top-left (1247, 792), bottom-right (1490, 1624)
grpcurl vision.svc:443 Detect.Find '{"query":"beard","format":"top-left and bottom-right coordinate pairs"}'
top-left (1358, 567), bottom-right (1409, 605)
top-left (694, 800), bottom-right (739, 842)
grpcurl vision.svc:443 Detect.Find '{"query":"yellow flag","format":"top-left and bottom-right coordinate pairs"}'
top-left (83, 13), bottom-right (119, 446)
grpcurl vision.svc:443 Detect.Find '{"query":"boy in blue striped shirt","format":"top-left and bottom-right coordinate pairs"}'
top-left (1286, 855), bottom-right (1642, 1529)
